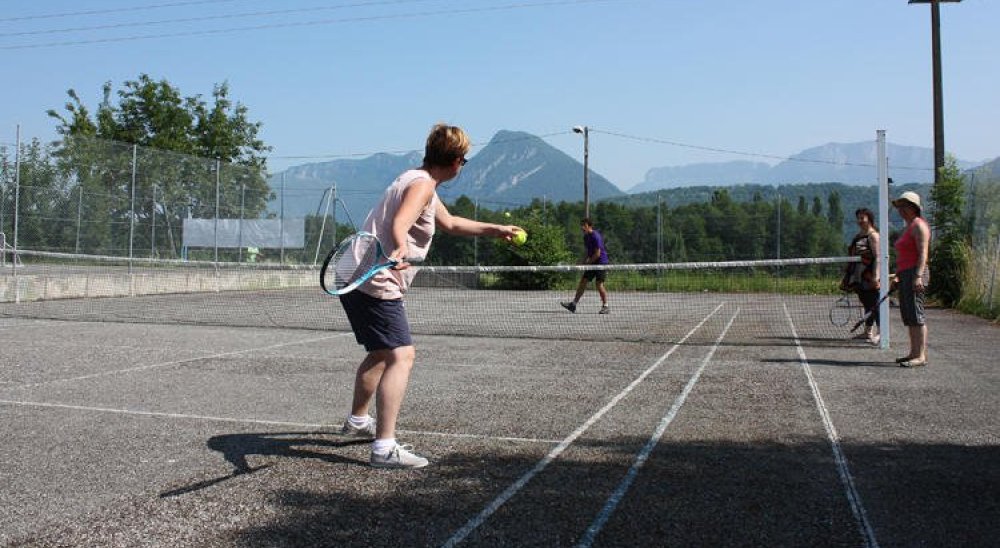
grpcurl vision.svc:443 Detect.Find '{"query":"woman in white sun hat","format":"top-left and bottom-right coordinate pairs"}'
top-left (892, 191), bottom-right (930, 368)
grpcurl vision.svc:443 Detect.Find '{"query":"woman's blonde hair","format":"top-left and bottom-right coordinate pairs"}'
top-left (423, 123), bottom-right (470, 167)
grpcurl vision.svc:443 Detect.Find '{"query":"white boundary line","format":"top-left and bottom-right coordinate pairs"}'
top-left (440, 302), bottom-right (726, 548)
top-left (783, 302), bottom-right (880, 548)
top-left (576, 307), bottom-right (740, 547)
top-left (9, 333), bottom-right (350, 389)
top-left (0, 399), bottom-right (561, 444)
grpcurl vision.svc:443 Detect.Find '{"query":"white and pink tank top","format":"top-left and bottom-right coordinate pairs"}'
top-left (360, 169), bottom-right (438, 300)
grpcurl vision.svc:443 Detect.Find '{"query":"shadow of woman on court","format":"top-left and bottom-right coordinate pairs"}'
top-left (160, 431), bottom-right (368, 498)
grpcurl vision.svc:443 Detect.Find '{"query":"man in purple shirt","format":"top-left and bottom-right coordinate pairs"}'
top-left (561, 217), bottom-right (610, 314)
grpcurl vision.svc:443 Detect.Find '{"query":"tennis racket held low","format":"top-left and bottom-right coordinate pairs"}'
top-left (849, 290), bottom-right (893, 333)
top-left (320, 232), bottom-right (400, 296)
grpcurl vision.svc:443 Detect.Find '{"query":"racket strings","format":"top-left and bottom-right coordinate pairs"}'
top-left (332, 237), bottom-right (380, 291)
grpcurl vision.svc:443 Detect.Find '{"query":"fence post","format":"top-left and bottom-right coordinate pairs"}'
top-left (775, 188), bottom-right (781, 260)
top-left (128, 144), bottom-right (137, 269)
top-left (238, 183), bottom-right (245, 263)
top-left (13, 124), bottom-right (20, 266)
top-left (313, 183), bottom-right (334, 265)
top-left (151, 185), bottom-right (157, 258)
top-left (990, 233), bottom-right (1000, 313)
top-left (280, 172), bottom-right (285, 264)
top-left (214, 158), bottom-right (220, 263)
top-left (75, 185), bottom-right (83, 253)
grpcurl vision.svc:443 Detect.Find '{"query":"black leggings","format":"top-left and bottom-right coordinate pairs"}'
top-left (856, 289), bottom-right (880, 328)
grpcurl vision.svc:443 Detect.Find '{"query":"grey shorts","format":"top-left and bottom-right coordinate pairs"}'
top-left (897, 268), bottom-right (926, 326)
top-left (339, 291), bottom-right (413, 352)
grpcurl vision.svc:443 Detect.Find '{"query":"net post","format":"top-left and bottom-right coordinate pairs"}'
top-left (877, 130), bottom-right (891, 349)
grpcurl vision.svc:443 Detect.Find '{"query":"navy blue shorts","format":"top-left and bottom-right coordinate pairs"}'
top-left (583, 268), bottom-right (607, 282)
top-left (339, 291), bottom-right (412, 352)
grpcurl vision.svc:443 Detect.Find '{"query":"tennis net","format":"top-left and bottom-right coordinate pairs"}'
top-left (1, 250), bottom-right (861, 345)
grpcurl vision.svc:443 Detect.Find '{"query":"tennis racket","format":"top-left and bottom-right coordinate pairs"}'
top-left (320, 232), bottom-right (398, 295)
top-left (829, 293), bottom-right (858, 327)
top-left (849, 290), bottom-right (893, 333)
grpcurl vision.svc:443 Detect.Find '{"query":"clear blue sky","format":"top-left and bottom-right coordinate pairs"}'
top-left (2, 0), bottom-right (997, 190)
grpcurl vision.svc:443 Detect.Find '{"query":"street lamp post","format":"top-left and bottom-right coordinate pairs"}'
top-left (572, 125), bottom-right (590, 218)
top-left (908, 0), bottom-right (962, 185)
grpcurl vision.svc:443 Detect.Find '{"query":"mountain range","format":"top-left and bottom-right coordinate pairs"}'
top-left (269, 131), bottom-right (994, 224)
top-left (269, 130), bottom-right (620, 225)
top-left (630, 142), bottom-right (981, 192)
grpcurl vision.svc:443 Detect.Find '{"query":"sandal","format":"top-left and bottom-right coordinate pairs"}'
top-left (899, 359), bottom-right (928, 368)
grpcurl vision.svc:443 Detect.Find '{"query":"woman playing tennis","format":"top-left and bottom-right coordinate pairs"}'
top-left (338, 123), bottom-right (522, 468)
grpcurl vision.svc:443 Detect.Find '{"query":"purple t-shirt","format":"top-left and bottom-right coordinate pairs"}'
top-left (584, 229), bottom-right (609, 264)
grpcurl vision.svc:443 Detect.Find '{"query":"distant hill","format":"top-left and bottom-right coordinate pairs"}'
top-left (270, 151), bottom-right (422, 227)
top-left (268, 129), bottom-right (622, 224)
top-left (630, 142), bottom-right (980, 191)
top-left (968, 156), bottom-right (1000, 180)
top-left (437, 130), bottom-right (622, 207)
top-left (269, 132), bottom-right (995, 230)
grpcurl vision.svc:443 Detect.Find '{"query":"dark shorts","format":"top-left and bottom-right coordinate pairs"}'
top-left (897, 268), bottom-right (926, 326)
top-left (339, 291), bottom-right (412, 352)
top-left (583, 268), bottom-right (607, 283)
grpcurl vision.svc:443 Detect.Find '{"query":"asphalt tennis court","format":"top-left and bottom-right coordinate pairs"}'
top-left (1, 300), bottom-right (997, 546)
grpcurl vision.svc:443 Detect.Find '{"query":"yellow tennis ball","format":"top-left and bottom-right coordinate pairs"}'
top-left (504, 211), bottom-right (511, 218)
top-left (512, 230), bottom-right (527, 246)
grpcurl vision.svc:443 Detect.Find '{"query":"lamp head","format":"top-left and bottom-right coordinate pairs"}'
top-left (572, 125), bottom-right (585, 134)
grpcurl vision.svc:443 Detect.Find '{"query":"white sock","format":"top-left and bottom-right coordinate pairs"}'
top-left (372, 438), bottom-right (396, 454)
top-left (348, 414), bottom-right (371, 428)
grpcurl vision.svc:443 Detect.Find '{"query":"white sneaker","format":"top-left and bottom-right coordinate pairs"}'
top-left (339, 417), bottom-right (376, 439)
top-left (370, 443), bottom-right (429, 469)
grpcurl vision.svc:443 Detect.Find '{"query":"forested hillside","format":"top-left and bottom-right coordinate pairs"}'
top-left (608, 182), bottom-right (933, 243)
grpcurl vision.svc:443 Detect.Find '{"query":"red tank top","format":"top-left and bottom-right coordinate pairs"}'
top-left (894, 217), bottom-right (927, 271)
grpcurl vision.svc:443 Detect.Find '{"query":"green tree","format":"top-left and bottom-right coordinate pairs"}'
top-left (928, 156), bottom-right (968, 307)
top-left (47, 75), bottom-right (271, 258)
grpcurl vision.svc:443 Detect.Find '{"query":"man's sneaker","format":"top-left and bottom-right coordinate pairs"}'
top-left (339, 417), bottom-right (376, 439)
top-left (560, 301), bottom-right (577, 313)
top-left (370, 444), bottom-right (429, 469)
top-left (599, 306), bottom-right (610, 315)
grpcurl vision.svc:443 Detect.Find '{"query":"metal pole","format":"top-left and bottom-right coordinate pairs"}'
top-left (573, 125), bottom-right (590, 219)
top-left (775, 188), bottom-right (781, 260)
top-left (474, 199), bottom-right (479, 265)
top-left (877, 130), bottom-right (891, 349)
top-left (75, 185), bottom-right (83, 253)
top-left (151, 185), bottom-right (157, 258)
top-left (657, 196), bottom-right (662, 263)
top-left (280, 172), bottom-right (285, 264)
top-left (128, 144), bottom-right (137, 268)
top-left (583, 128), bottom-right (590, 219)
top-left (313, 184), bottom-right (334, 265)
top-left (214, 159), bottom-right (220, 263)
top-left (988, 232), bottom-right (1000, 313)
top-left (331, 180), bottom-right (338, 247)
top-left (930, 0), bottom-right (945, 186)
top-left (12, 125), bottom-right (21, 301)
top-left (238, 183), bottom-right (245, 263)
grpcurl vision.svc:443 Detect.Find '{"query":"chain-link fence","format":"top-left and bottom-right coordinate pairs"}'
top-left (2, 134), bottom-right (998, 316)
top-left (0, 135), bottom-right (347, 266)
top-left (964, 171), bottom-right (1000, 316)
